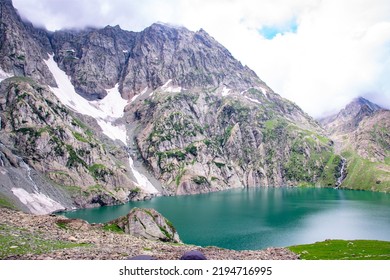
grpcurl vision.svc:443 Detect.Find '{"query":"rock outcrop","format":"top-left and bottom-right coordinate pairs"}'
top-left (113, 208), bottom-right (181, 243)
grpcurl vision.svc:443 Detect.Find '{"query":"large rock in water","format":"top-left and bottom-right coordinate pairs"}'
top-left (114, 208), bottom-right (181, 243)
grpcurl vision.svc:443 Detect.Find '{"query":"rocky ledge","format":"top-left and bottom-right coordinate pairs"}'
top-left (0, 208), bottom-right (298, 260)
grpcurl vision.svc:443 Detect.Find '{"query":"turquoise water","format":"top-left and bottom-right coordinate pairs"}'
top-left (60, 187), bottom-right (390, 250)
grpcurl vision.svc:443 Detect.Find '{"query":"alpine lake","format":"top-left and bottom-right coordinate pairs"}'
top-left (60, 187), bottom-right (390, 250)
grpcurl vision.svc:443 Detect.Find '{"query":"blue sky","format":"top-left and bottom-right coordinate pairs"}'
top-left (12, 0), bottom-right (390, 117)
top-left (259, 21), bottom-right (298, 39)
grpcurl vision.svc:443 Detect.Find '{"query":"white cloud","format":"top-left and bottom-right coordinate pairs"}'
top-left (12, 0), bottom-right (390, 117)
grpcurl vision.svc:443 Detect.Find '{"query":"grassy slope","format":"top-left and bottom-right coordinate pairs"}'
top-left (0, 194), bottom-right (18, 210)
top-left (0, 224), bottom-right (89, 259)
top-left (341, 150), bottom-right (390, 192)
top-left (289, 239), bottom-right (390, 260)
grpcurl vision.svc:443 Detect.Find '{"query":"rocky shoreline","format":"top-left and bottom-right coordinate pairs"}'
top-left (0, 208), bottom-right (298, 260)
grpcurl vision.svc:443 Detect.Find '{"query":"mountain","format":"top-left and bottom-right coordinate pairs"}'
top-left (0, 0), bottom-right (55, 85)
top-left (0, 0), bottom-right (341, 214)
top-left (320, 97), bottom-right (382, 136)
top-left (319, 97), bottom-right (390, 192)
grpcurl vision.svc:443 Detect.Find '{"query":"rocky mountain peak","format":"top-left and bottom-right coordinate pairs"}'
top-left (119, 21), bottom-right (262, 99)
top-left (0, 0), bottom-right (55, 85)
top-left (320, 97), bottom-right (383, 134)
top-left (344, 97), bottom-right (382, 117)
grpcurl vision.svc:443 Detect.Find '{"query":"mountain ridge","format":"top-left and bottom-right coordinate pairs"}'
top-left (2, 0), bottom-right (383, 214)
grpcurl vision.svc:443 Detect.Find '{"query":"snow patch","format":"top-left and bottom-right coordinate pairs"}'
top-left (0, 67), bottom-right (12, 82)
top-left (90, 84), bottom-right (128, 119)
top-left (260, 87), bottom-right (268, 98)
top-left (11, 188), bottom-right (64, 215)
top-left (45, 55), bottom-right (159, 194)
top-left (164, 86), bottom-right (182, 93)
top-left (222, 87), bottom-right (231, 97)
top-left (162, 79), bottom-right (172, 89)
top-left (245, 96), bottom-right (262, 105)
top-left (128, 157), bottom-right (159, 194)
top-left (44, 55), bottom-right (128, 143)
top-left (97, 120), bottom-right (127, 144)
top-left (240, 89), bottom-right (249, 95)
top-left (130, 87), bottom-right (149, 103)
top-left (160, 79), bottom-right (182, 93)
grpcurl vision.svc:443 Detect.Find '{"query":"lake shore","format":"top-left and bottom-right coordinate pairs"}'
top-left (0, 208), bottom-right (298, 260)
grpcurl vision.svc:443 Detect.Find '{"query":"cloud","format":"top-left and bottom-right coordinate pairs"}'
top-left (12, 0), bottom-right (390, 118)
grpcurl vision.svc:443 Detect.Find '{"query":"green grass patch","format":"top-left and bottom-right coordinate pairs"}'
top-left (66, 145), bottom-right (87, 168)
top-left (102, 224), bottom-right (124, 234)
top-left (319, 153), bottom-right (342, 187)
top-left (72, 131), bottom-right (89, 143)
top-left (88, 164), bottom-right (112, 180)
top-left (341, 150), bottom-right (390, 192)
top-left (0, 194), bottom-right (17, 210)
top-left (288, 239), bottom-right (390, 260)
top-left (56, 221), bottom-right (69, 230)
top-left (0, 224), bottom-right (89, 259)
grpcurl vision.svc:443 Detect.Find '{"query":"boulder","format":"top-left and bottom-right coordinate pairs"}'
top-left (113, 208), bottom-right (181, 243)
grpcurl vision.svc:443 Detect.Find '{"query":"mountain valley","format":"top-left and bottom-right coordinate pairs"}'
top-left (0, 0), bottom-right (388, 217)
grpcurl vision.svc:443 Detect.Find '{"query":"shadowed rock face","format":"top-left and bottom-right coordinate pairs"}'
top-left (0, 0), bottom-right (55, 86)
top-left (114, 208), bottom-right (181, 243)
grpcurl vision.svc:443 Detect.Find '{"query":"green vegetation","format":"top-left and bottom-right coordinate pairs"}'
top-left (185, 144), bottom-right (198, 156)
top-left (192, 176), bottom-right (209, 185)
top-left (213, 161), bottom-right (226, 169)
top-left (66, 145), bottom-right (87, 168)
top-left (58, 185), bottom-right (82, 196)
top-left (6, 76), bottom-right (36, 85)
top-left (102, 224), bottom-right (124, 234)
top-left (72, 131), bottom-right (89, 143)
top-left (175, 164), bottom-right (186, 187)
top-left (56, 221), bottom-right (69, 230)
top-left (0, 194), bottom-right (17, 210)
top-left (158, 226), bottom-right (173, 240)
top-left (88, 164), bottom-right (113, 181)
top-left (289, 239), bottom-right (390, 260)
top-left (319, 153), bottom-right (342, 187)
top-left (0, 224), bottom-right (89, 259)
top-left (341, 150), bottom-right (390, 192)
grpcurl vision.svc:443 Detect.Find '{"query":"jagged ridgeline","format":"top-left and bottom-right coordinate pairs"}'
top-left (0, 0), bottom-right (340, 213)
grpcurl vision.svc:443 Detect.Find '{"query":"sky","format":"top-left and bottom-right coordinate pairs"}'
top-left (12, 0), bottom-right (390, 118)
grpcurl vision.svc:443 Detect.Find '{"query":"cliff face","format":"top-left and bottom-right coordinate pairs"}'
top-left (128, 88), bottom-right (333, 194)
top-left (0, 0), bottom-right (55, 85)
top-left (0, 0), bottom-right (341, 213)
top-left (0, 77), bottom-right (139, 211)
top-left (320, 98), bottom-right (390, 192)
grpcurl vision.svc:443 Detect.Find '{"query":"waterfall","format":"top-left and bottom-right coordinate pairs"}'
top-left (335, 157), bottom-right (347, 188)
top-left (18, 158), bottom-right (39, 192)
